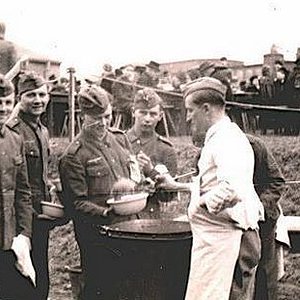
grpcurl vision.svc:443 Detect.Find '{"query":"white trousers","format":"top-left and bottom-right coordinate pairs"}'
top-left (185, 209), bottom-right (243, 300)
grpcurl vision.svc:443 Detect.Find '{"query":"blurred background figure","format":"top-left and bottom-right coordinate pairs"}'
top-left (136, 61), bottom-right (159, 88)
top-left (157, 70), bottom-right (173, 91)
top-left (111, 64), bottom-right (136, 129)
top-left (259, 65), bottom-right (275, 106)
top-left (0, 21), bottom-right (18, 75)
top-left (246, 76), bottom-right (260, 94)
top-left (101, 63), bottom-right (114, 78)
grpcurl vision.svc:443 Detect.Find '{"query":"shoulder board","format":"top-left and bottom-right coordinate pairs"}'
top-left (157, 135), bottom-right (173, 147)
top-left (5, 117), bottom-right (21, 133)
top-left (108, 127), bottom-right (125, 134)
top-left (66, 139), bottom-right (82, 155)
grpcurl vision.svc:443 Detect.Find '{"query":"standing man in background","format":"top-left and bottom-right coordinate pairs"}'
top-left (0, 22), bottom-right (18, 75)
top-left (230, 134), bottom-right (286, 300)
top-left (7, 71), bottom-right (55, 299)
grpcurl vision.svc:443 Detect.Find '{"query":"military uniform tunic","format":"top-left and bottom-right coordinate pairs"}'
top-left (7, 111), bottom-right (52, 300)
top-left (0, 124), bottom-right (33, 300)
top-left (8, 111), bottom-right (50, 213)
top-left (126, 128), bottom-right (177, 176)
top-left (60, 126), bottom-right (136, 224)
top-left (59, 126), bottom-right (139, 299)
top-left (126, 128), bottom-right (178, 217)
top-left (0, 124), bottom-right (32, 250)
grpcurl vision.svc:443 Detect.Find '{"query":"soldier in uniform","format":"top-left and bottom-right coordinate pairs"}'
top-left (0, 74), bottom-right (34, 299)
top-left (127, 87), bottom-right (178, 218)
top-left (7, 71), bottom-right (56, 300)
top-left (59, 85), bottom-right (141, 299)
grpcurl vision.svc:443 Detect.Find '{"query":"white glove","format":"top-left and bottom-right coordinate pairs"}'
top-left (11, 234), bottom-right (36, 286)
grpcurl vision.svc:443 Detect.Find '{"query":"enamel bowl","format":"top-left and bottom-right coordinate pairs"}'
top-left (106, 192), bottom-right (148, 215)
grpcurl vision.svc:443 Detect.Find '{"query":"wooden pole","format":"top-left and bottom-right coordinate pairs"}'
top-left (67, 67), bottom-right (76, 142)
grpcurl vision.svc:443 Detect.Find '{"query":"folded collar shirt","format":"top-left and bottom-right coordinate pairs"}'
top-left (191, 116), bottom-right (264, 230)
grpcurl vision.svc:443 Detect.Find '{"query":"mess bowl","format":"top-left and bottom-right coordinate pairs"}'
top-left (106, 192), bottom-right (148, 215)
top-left (41, 201), bottom-right (64, 218)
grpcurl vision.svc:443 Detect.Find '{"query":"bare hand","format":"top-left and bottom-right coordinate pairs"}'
top-left (137, 151), bottom-right (154, 173)
top-left (155, 173), bottom-right (180, 192)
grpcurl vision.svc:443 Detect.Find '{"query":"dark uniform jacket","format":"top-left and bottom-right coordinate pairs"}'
top-left (248, 134), bottom-right (285, 221)
top-left (7, 111), bottom-right (50, 214)
top-left (0, 124), bottom-right (32, 250)
top-left (59, 127), bottom-right (137, 226)
top-left (126, 128), bottom-right (178, 214)
top-left (126, 128), bottom-right (177, 176)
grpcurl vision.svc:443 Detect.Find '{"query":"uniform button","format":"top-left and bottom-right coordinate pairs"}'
top-left (97, 172), bottom-right (101, 176)
top-left (30, 151), bottom-right (34, 155)
top-left (137, 140), bottom-right (140, 145)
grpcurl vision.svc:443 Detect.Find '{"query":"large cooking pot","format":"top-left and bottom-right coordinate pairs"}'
top-left (98, 219), bottom-right (192, 300)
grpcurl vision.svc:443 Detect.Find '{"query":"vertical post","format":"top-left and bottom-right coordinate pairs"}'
top-left (45, 60), bottom-right (51, 79)
top-left (67, 67), bottom-right (76, 142)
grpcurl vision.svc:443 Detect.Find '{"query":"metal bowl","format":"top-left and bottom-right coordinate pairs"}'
top-left (107, 192), bottom-right (148, 215)
top-left (41, 201), bottom-right (64, 218)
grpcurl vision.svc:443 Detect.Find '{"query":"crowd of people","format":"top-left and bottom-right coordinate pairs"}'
top-left (93, 56), bottom-right (300, 136)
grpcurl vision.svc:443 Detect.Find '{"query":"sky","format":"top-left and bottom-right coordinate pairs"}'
top-left (2, 0), bottom-right (300, 77)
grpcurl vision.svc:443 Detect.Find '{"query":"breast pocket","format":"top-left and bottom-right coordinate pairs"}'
top-left (24, 141), bottom-right (40, 157)
top-left (86, 164), bottom-right (111, 195)
top-left (2, 153), bottom-right (23, 191)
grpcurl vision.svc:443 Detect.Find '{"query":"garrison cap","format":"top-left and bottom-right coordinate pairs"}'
top-left (134, 87), bottom-right (163, 109)
top-left (18, 71), bottom-right (46, 96)
top-left (0, 74), bottom-right (14, 97)
top-left (182, 77), bottom-right (227, 99)
top-left (78, 85), bottom-right (110, 115)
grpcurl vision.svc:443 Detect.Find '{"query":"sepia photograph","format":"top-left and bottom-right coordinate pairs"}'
top-left (0, 0), bottom-right (300, 299)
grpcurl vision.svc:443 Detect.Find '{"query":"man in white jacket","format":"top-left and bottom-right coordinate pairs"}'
top-left (157, 77), bottom-right (264, 300)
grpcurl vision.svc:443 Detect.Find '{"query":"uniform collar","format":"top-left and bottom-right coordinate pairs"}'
top-left (126, 127), bottom-right (156, 143)
top-left (19, 111), bottom-right (42, 130)
top-left (82, 124), bottom-right (109, 144)
top-left (204, 115), bottom-right (231, 145)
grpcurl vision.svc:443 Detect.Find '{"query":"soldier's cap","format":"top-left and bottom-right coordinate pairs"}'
top-left (17, 71), bottom-right (47, 96)
top-left (0, 74), bottom-right (14, 97)
top-left (78, 85), bottom-right (110, 115)
top-left (181, 77), bottom-right (227, 100)
top-left (133, 87), bottom-right (163, 110)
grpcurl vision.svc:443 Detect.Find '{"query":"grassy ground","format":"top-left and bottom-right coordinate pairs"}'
top-left (48, 135), bottom-right (300, 300)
